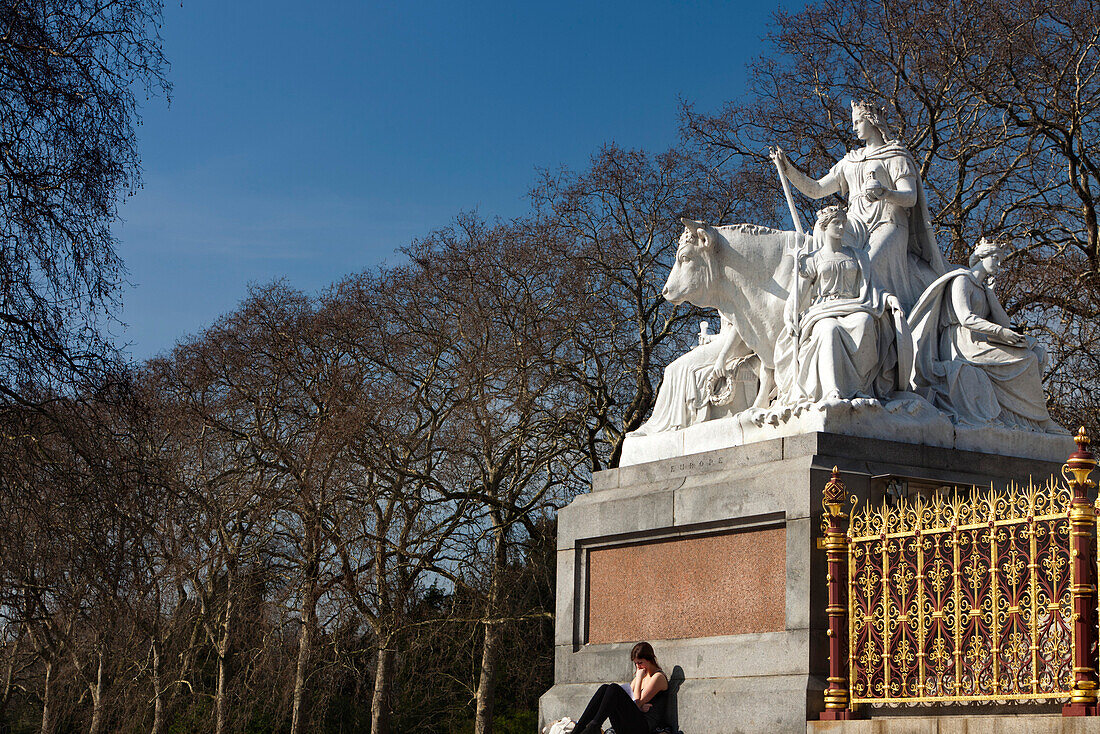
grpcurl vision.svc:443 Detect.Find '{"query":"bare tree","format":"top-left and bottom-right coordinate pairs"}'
top-left (168, 283), bottom-right (360, 734)
top-left (141, 354), bottom-right (281, 734)
top-left (323, 266), bottom-right (475, 734)
top-left (531, 145), bottom-right (752, 469)
top-left (396, 215), bottom-right (585, 734)
top-left (0, 0), bottom-right (168, 403)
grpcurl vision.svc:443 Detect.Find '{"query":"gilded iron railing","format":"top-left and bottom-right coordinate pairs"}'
top-left (818, 429), bottom-right (1099, 719)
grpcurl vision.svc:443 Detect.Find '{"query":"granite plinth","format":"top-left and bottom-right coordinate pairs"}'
top-left (619, 400), bottom-right (1073, 467)
top-left (540, 433), bottom-right (1071, 734)
top-left (587, 525), bottom-right (786, 643)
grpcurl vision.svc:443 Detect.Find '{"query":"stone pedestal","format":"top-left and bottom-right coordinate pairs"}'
top-left (620, 400), bottom-right (1072, 467)
top-left (539, 432), bottom-right (1072, 734)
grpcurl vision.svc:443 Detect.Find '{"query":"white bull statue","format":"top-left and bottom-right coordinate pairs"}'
top-left (659, 218), bottom-right (797, 422)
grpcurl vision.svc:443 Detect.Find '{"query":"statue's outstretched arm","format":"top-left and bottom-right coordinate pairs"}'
top-left (950, 277), bottom-right (1024, 345)
top-left (773, 148), bottom-right (840, 199)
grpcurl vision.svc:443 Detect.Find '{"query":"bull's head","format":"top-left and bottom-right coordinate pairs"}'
top-left (663, 218), bottom-right (719, 306)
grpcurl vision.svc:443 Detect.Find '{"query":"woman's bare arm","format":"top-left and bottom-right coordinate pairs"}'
top-left (637, 671), bottom-right (669, 710)
top-left (630, 668), bottom-right (644, 701)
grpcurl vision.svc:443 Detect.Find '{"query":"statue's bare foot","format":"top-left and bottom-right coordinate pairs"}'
top-left (749, 408), bottom-right (769, 426)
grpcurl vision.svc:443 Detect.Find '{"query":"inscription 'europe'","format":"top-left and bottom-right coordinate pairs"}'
top-left (669, 456), bottom-right (724, 473)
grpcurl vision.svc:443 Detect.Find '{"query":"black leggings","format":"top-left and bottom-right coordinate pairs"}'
top-left (576, 683), bottom-right (648, 734)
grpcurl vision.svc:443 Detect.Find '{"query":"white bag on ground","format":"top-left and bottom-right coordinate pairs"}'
top-left (543, 716), bottom-right (576, 734)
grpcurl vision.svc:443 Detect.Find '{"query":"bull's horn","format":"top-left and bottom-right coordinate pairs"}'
top-left (680, 216), bottom-right (708, 229)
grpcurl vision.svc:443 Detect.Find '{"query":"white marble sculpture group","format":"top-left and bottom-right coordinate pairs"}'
top-left (633, 100), bottom-right (1063, 444)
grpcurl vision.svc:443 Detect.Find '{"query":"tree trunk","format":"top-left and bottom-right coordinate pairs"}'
top-left (290, 582), bottom-right (315, 734)
top-left (370, 644), bottom-right (394, 734)
top-left (369, 532), bottom-right (394, 734)
top-left (215, 647), bottom-right (228, 734)
top-left (87, 651), bottom-right (106, 734)
top-left (474, 520), bottom-right (507, 734)
top-left (290, 523), bottom-right (319, 734)
top-left (150, 638), bottom-right (165, 734)
top-left (168, 616), bottom-right (202, 714)
top-left (215, 568), bottom-right (235, 734)
top-left (39, 660), bottom-right (52, 734)
top-left (0, 632), bottom-right (18, 730)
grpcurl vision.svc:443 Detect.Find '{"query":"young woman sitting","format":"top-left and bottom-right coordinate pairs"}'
top-left (574, 642), bottom-right (669, 734)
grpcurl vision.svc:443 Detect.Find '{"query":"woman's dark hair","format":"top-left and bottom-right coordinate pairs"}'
top-left (631, 641), bottom-right (660, 669)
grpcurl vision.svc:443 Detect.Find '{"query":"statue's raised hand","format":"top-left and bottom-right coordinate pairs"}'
top-left (769, 146), bottom-right (791, 173)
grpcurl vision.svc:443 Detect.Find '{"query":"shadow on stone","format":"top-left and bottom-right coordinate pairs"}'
top-left (665, 665), bottom-right (684, 731)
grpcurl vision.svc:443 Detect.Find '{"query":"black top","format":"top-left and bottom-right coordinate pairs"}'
top-left (642, 688), bottom-right (669, 733)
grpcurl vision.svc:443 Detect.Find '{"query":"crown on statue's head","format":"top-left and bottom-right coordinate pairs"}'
top-left (975, 235), bottom-right (1008, 254)
top-left (969, 235), bottom-right (1009, 267)
top-left (851, 99), bottom-right (885, 118)
top-left (816, 204), bottom-right (846, 223)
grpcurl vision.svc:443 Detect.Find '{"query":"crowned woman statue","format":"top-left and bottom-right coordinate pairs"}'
top-left (772, 100), bottom-right (948, 312)
top-left (774, 205), bottom-right (913, 409)
top-left (908, 239), bottom-right (1062, 432)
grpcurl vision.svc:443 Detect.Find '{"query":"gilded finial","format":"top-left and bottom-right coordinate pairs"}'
top-left (823, 466), bottom-right (847, 518)
top-left (1063, 427), bottom-right (1096, 489)
top-left (1076, 426), bottom-right (1090, 452)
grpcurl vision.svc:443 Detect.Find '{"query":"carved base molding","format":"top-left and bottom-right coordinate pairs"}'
top-left (620, 397), bottom-right (1072, 467)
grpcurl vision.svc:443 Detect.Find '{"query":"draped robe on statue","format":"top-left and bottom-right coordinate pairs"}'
top-left (829, 144), bottom-right (948, 311)
top-left (908, 269), bottom-right (1058, 431)
top-left (773, 223), bottom-right (913, 408)
top-left (633, 318), bottom-right (759, 435)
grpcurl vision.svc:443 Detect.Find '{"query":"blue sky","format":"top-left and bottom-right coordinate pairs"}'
top-left (115, 0), bottom-right (793, 360)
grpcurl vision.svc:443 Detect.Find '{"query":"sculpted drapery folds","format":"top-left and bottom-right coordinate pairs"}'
top-left (631, 91), bottom-right (1066, 449)
top-left (677, 0), bottom-right (1100, 431)
top-left (773, 205), bottom-right (913, 408)
top-left (909, 239), bottom-right (1060, 432)
top-left (772, 101), bottom-right (948, 312)
top-left (632, 317), bottom-right (759, 435)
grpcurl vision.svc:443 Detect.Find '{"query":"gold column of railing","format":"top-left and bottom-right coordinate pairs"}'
top-left (819, 467), bottom-right (854, 720)
top-left (817, 429), bottom-right (1100, 719)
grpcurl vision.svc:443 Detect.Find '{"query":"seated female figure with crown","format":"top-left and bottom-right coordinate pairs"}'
top-left (774, 205), bottom-right (913, 410)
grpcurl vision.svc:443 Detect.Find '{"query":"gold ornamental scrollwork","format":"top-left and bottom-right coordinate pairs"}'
top-left (847, 476), bottom-right (1076, 705)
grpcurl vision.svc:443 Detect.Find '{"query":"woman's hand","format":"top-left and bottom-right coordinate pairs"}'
top-left (996, 326), bottom-right (1025, 345)
top-left (862, 173), bottom-right (885, 202)
top-left (639, 702), bottom-right (652, 713)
